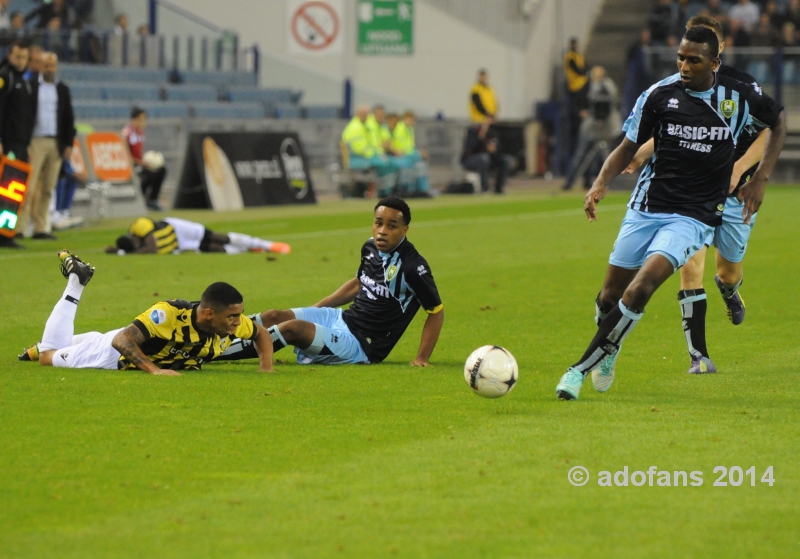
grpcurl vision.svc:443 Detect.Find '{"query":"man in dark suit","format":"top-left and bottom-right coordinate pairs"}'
top-left (0, 39), bottom-right (35, 249)
top-left (17, 51), bottom-right (75, 240)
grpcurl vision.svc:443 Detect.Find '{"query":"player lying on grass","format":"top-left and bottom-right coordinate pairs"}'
top-left (19, 251), bottom-right (273, 375)
top-left (622, 16), bottom-right (771, 374)
top-left (105, 216), bottom-right (291, 255)
top-left (216, 196), bottom-right (444, 367)
top-left (555, 26), bottom-right (786, 400)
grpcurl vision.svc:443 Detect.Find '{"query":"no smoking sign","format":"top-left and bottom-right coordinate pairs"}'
top-left (287, 0), bottom-right (343, 55)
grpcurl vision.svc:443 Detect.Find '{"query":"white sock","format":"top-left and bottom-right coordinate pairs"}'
top-left (40, 276), bottom-right (84, 351)
top-left (227, 232), bottom-right (273, 251)
top-left (223, 244), bottom-right (246, 254)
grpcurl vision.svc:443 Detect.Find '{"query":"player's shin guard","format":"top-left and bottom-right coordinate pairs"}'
top-left (40, 276), bottom-right (84, 351)
top-left (572, 300), bottom-right (643, 376)
top-left (678, 289), bottom-right (709, 359)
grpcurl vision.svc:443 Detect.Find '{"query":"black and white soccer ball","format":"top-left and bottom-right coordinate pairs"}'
top-left (464, 345), bottom-right (518, 399)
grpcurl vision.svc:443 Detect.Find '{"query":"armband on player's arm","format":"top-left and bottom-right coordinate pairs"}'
top-left (426, 304), bottom-right (443, 315)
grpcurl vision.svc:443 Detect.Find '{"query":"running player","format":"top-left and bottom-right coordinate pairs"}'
top-left (217, 197), bottom-right (444, 366)
top-left (21, 251), bottom-right (273, 374)
top-left (623, 16), bottom-right (770, 373)
top-left (105, 216), bottom-right (291, 255)
top-left (555, 26), bottom-right (786, 400)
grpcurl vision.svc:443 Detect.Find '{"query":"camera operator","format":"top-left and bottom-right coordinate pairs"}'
top-left (562, 66), bottom-right (621, 191)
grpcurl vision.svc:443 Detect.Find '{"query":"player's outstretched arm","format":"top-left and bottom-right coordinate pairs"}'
top-left (410, 310), bottom-right (444, 367)
top-left (739, 110), bottom-right (787, 224)
top-left (314, 277), bottom-right (360, 308)
top-left (621, 138), bottom-right (655, 175)
top-left (584, 138), bottom-right (640, 222)
top-left (111, 324), bottom-right (180, 376)
top-left (730, 129), bottom-right (769, 193)
top-left (252, 323), bottom-right (274, 373)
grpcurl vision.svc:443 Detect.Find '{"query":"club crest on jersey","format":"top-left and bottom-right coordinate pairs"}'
top-left (150, 309), bottom-right (167, 324)
top-left (720, 99), bottom-right (737, 119)
top-left (386, 265), bottom-right (398, 281)
top-left (668, 98), bottom-right (679, 109)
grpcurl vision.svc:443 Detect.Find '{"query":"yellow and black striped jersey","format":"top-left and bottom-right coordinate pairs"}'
top-left (121, 299), bottom-right (257, 371)
top-left (129, 217), bottom-right (178, 254)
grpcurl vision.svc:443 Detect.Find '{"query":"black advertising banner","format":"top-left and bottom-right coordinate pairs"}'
top-left (174, 132), bottom-right (316, 210)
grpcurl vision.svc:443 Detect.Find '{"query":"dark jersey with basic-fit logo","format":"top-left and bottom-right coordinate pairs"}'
top-left (342, 237), bottom-right (442, 363)
top-left (624, 72), bottom-right (783, 226)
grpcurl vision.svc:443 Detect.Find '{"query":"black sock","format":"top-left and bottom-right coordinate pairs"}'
top-left (572, 300), bottom-right (642, 376)
top-left (678, 289), bottom-right (708, 359)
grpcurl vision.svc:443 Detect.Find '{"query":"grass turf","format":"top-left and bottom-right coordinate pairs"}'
top-left (1, 188), bottom-right (798, 558)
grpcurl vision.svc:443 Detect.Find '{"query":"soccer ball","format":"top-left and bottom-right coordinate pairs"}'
top-left (142, 150), bottom-right (165, 169)
top-left (464, 345), bottom-right (518, 399)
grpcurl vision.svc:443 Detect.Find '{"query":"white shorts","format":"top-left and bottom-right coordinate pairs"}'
top-left (164, 217), bottom-right (207, 252)
top-left (51, 328), bottom-right (123, 369)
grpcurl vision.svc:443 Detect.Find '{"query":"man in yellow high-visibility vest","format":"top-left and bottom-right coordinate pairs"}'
top-left (468, 69), bottom-right (497, 123)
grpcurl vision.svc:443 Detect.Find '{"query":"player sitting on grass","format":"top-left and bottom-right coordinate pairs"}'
top-left (19, 251), bottom-right (273, 374)
top-left (555, 26), bottom-right (786, 400)
top-left (105, 216), bottom-right (291, 255)
top-left (622, 16), bottom-right (771, 374)
top-left (217, 197), bottom-right (444, 366)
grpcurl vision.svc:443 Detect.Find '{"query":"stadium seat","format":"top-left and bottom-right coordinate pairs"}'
top-left (59, 64), bottom-right (169, 84)
top-left (103, 84), bottom-right (161, 101)
top-left (275, 103), bottom-right (301, 119)
top-left (181, 70), bottom-right (257, 87)
top-left (304, 105), bottom-right (341, 119)
top-left (136, 101), bottom-right (191, 119)
top-left (72, 100), bottom-right (131, 120)
top-left (69, 82), bottom-right (106, 100)
top-left (163, 84), bottom-right (218, 102)
top-left (227, 86), bottom-right (297, 104)
top-left (191, 102), bottom-right (265, 120)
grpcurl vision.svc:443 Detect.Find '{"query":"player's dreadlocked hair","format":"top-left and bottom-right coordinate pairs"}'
top-left (375, 196), bottom-right (411, 225)
top-left (201, 282), bottom-right (243, 311)
top-left (115, 236), bottom-right (136, 253)
top-left (686, 16), bottom-right (724, 43)
top-left (684, 25), bottom-right (720, 58)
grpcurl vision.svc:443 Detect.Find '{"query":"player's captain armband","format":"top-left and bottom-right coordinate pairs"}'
top-left (129, 217), bottom-right (155, 238)
top-left (426, 304), bottom-right (444, 315)
top-left (234, 315), bottom-right (257, 340)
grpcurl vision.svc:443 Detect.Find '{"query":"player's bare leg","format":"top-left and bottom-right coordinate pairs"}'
top-left (259, 309), bottom-right (297, 327)
top-left (678, 247), bottom-right (716, 374)
top-left (714, 250), bottom-right (746, 325)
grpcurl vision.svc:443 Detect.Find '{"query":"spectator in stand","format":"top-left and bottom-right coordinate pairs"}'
top-left (751, 13), bottom-right (781, 46)
top-left (46, 17), bottom-right (66, 58)
top-left (729, 0), bottom-right (760, 32)
top-left (703, 0), bottom-right (728, 25)
top-left (764, 1), bottom-right (784, 30)
top-left (648, 0), bottom-right (681, 43)
top-left (461, 119), bottom-right (513, 195)
top-left (9, 11), bottom-right (24, 35)
top-left (468, 69), bottom-right (498, 123)
top-left (17, 52), bottom-right (75, 240)
top-left (0, 39), bottom-right (35, 249)
top-left (784, 0), bottom-right (800, 29)
top-left (113, 13), bottom-right (128, 36)
top-left (136, 24), bottom-right (149, 36)
top-left (123, 107), bottom-right (166, 212)
top-left (781, 21), bottom-right (798, 46)
top-left (0, 0), bottom-right (10, 30)
top-left (25, 0), bottom-right (70, 29)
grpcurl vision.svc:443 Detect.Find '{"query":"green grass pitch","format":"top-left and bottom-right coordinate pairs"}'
top-left (1, 188), bottom-right (798, 558)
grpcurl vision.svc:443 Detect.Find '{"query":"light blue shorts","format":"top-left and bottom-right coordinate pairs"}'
top-left (291, 307), bottom-right (370, 365)
top-left (609, 209), bottom-right (714, 270)
top-left (713, 197), bottom-right (756, 263)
